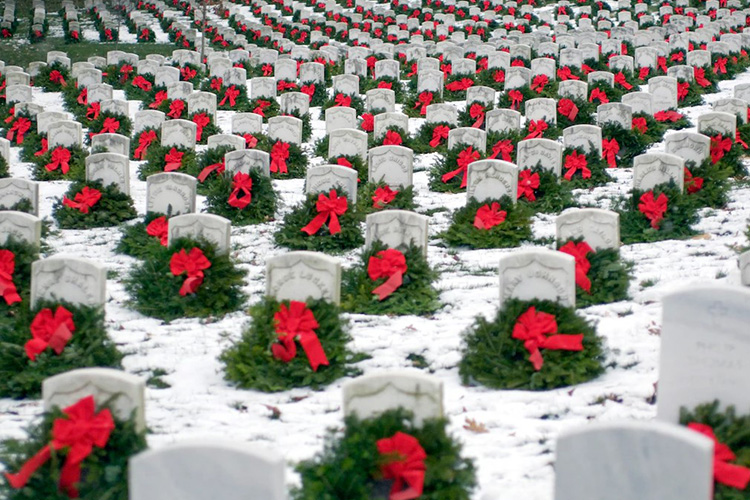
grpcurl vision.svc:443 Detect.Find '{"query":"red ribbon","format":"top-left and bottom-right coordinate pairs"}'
top-left (512, 306), bottom-right (584, 370)
top-left (694, 67), bottom-right (710, 87)
top-left (383, 130), bottom-right (402, 145)
top-left (657, 56), bottom-right (668, 73)
top-left (219, 85), bottom-right (240, 107)
top-left (489, 139), bottom-right (513, 161)
top-left (638, 67), bottom-right (651, 80)
top-left (139, 28), bottom-right (151, 40)
top-left (677, 81), bottom-right (689, 101)
top-left (558, 99), bottom-right (578, 121)
top-left (149, 90), bottom-right (168, 109)
top-left (517, 169), bottom-right (540, 200)
top-left (86, 102), bottom-right (100, 121)
top-left (531, 74), bottom-right (548, 93)
top-left (602, 138), bottom-right (619, 168)
top-left (654, 110), bottom-right (683, 122)
top-left (559, 241), bottom-right (593, 293)
top-left (4, 395), bottom-right (114, 498)
top-left (368, 248), bottom-right (407, 300)
top-left (227, 172), bottom-right (253, 209)
top-left (687, 423), bottom-right (750, 490)
top-left (192, 113), bottom-right (210, 141)
top-left (210, 78), bottom-right (223, 91)
top-left (414, 91), bottom-right (433, 115)
top-left (589, 88), bottom-right (609, 104)
top-left (77, 88), bottom-right (88, 105)
top-left (737, 130), bottom-right (748, 150)
top-left (469, 103), bottom-right (485, 128)
top-left (493, 69), bottom-right (505, 83)
top-left (446, 78), bottom-right (474, 91)
top-left (35, 138), bottom-right (48, 157)
top-left (563, 151), bottom-right (590, 180)
top-left (582, 64), bottom-right (595, 75)
top-left (473, 202), bottom-right (507, 229)
top-left (270, 141), bottom-right (290, 174)
top-left (372, 186), bottom-right (398, 209)
top-left (132, 75), bottom-right (152, 92)
top-left (334, 93), bottom-right (352, 107)
top-left (98, 117), bottom-right (120, 135)
top-left (378, 81), bottom-right (393, 89)
top-left (243, 134), bottom-right (258, 148)
top-left (337, 157), bottom-right (352, 168)
top-left (7, 117), bottom-right (30, 145)
top-left (49, 70), bottom-right (67, 87)
top-left (638, 191), bottom-right (668, 229)
top-left (45, 147), bottom-right (72, 174)
top-left (632, 117), bottom-right (648, 134)
top-left (146, 216), bottom-right (168, 245)
top-left (134, 130), bottom-right (157, 160)
top-left (164, 148), bottom-right (184, 172)
top-left (300, 189), bottom-right (348, 235)
top-left (180, 67), bottom-right (196, 81)
top-left (614, 72), bottom-right (633, 90)
top-left (271, 301), bottom-right (329, 371)
top-left (361, 113), bottom-right (374, 132)
top-left (442, 146), bottom-right (480, 188)
top-left (167, 100), bottom-right (185, 118)
top-left (714, 57), bottom-right (728, 75)
top-left (261, 64), bottom-right (273, 76)
top-left (0, 249), bottom-right (21, 305)
top-left (524, 120), bottom-right (548, 140)
top-left (429, 125), bottom-right (449, 147)
top-left (710, 134), bottom-right (732, 164)
top-left (24, 306), bottom-right (75, 362)
top-left (277, 80), bottom-right (297, 92)
top-left (300, 84), bottom-right (315, 101)
top-left (508, 89), bottom-right (523, 110)
top-left (684, 167), bottom-right (703, 194)
top-left (63, 186), bottom-right (102, 214)
top-left (557, 67), bottom-right (579, 81)
top-left (170, 247), bottom-right (211, 296)
top-left (197, 159), bottom-right (224, 182)
top-left (377, 432), bottom-right (426, 500)
top-left (252, 100), bottom-right (270, 117)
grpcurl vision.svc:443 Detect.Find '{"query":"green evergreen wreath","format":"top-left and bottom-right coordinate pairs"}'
top-left (428, 143), bottom-right (484, 193)
top-left (632, 112), bottom-right (668, 145)
top-left (411, 121), bottom-right (452, 155)
top-left (60, 85), bottom-right (87, 118)
top-left (588, 80), bottom-right (623, 104)
top-left (273, 187), bottom-right (364, 253)
top-left (0, 237), bottom-right (39, 317)
top-left (341, 242), bottom-right (441, 316)
top-left (31, 146), bottom-right (87, 182)
top-left (0, 152), bottom-right (8, 178)
top-left (125, 237), bottom-right (247, 321)
top-left (496, 86), bottom-right (535, 114)
top-left (13, 127), bottom-right (42, 163)
top-left (35, 62), bottom-right (71, 93)
top-left (247, 98), bottom-right (280, 121)
top-left (601, 124), bottom-right (650, 169)
top-left (369, 126), bottom-right (414, 150)
top-left (558, 238), bottom-right (632, 308)
top-left (292, 408), bottom-right (477, 500)
top-left (52, 181), bottom-right (137, 230)
top-left (300, 81), bottom-right (327, 107)
top-left (116, 213), bottom-right (169, 260)
top-left (679, 401), bottom-right (750, 500)
top-left (321, 93), bottom-right (365, 116)
top-left (356, 183), bottom-right (417, 214)
top-left (402, 90), bottom-right (443, 119)
top-left (204, 168), bottom-right (277, 225)
top-left (561, 146), bottom-right (613, 189)
top-left (517, 165), bottom-right (576, 214)
top-left (0, 402), bottom-right (147, 500)
top-left (557, 96), bottom-right (595, 129)
top-left (129, 127), bottom-right (160, 160)
top-left (139, 144), bottom-right (197, 180)
top-left (186, 145), bottom-right (235, 194)
top-left (220, 297), bottom-right (366, 392)
top-left (314, 135), bottom-right (330, 158)
top-left (0, 300), bottom-right (122, 399)
top-left (686, 159), bottom-right (732, 209)
top-left (256, 136), bottom-right (309, 179)
top-left (459, 298), bottom-right (605, 390)
top-left (618, 182), bottom-right (700, 244)
top-left (85, 113), bottom-right (133, 144)
top-left (188, 112), bottom-right (221, 146)
top-left (440, 196), bottom-right (533, 249)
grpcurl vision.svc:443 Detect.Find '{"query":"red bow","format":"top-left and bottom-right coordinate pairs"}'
top-left (7, 117), bottom-right (30, 145)
top-left (368, 248), bottom-right (407, 300)
top-left (4, 396), bottom-right (114, 498)
top-left (210, 77), bottom-right (223, 91)
top-left (0, 249), bottom-right (21, 305)
top-left (197, 159), bottom-right (224, 182)
top-left (49, 70), bottom-right (67, 87)
top-left (517, 169), bottom-right (540, 200)
top-left (146, 216), bottom-right (168, 246)
top-left (589, 88), bottom-right (609, 104)
top-left (337, 157), bottom-right (352, 168)
top-left (270, 141), bottom-right (290, 174)
top-left (445, 78), bottom-right (474, 91)
top-left (277, 80), bottom-right (297, 92)
top-left (442, 146), bottom-right (480, 188)
top-left (493, 69), bottom-right (505, 83)
top-left (406, 63), bottom-right (418, 77)
top-left (684, 167), bottom-right (703, 194)
top-left (170, 247), bottom-right (211, 296)
top-left (360, 113), bottom-right (374, 132)
top-left (377, 432), bottom-right (426, 500)
top-left (134, 130), bottom-right (157, 160)
top-left (149, 90), bottom-right (168, 109)
top-left (132, 75), bottom-right (152, 92)
top-left (99, 117), bottom-right (120, 134)
top-left (602, 138), bottom-right (619, 168)
top-left (378, 81), bottom-right (393, 89)
top-left (714, 57), bottom-right (728, 74)
top-left (372, 186), bottom-right (398, 209)
top-left (687, 423), bottom-right (750, 490)
top-left (524, 120), bottom-right (548, 140)
top-left (632, 117), bottom-right (648, 134)
top-left (219, 85), bottom-right (240, 107)
top-left (614, 72), bottom-right (633, 90)
top-left (139, 28), bottom-right (151, 39)
top-left (710, 134), bottom-right (732, 164)
top-left (654, 110), bottom-right (683, 122)
top-left (677, 81), bottom-right (689, 101)
top-left (559, 241), bottom-right (593, 293)
top-left (228, 172), bottom-right (253, 209)
top-left (272, 301), bottom-right (329, 371)
top-left (180, 67), bottom-right (197, 81)
top-left (508, 89), bottom-right (523, 110)
top-left (473, 202), bottom-right (507, 229)
top-left (45, 147), bottom-right (72, 174)
top-left (531, 74), bottom-right (548, 93)
top-left (192, 113), bottom-right (210, 141)
top-left (638, 67), bottom-right (651, 80)
top-left (300, 189), bottom-right (348, 235)
top-left (35, 138), bottom-right (48, 157)
top-left (63, 187), bottom-right (101, 214)
top-left (164, 148), bottom-right (184, 172)
top-left (261, 64), bottom-right (273, 76)
top-left (512, 306), bottom-right (584, 370)
top-left (694, 67), bottom-right (710, 87)
top-left (563, 151), bottom-right (590, 180)
top-left (557, 67), bottom-right (579, 81)
top-left (383, 130), bottom-right (402, 145)
top-left (86, 102), bottom-right (100, 121)
top-left (252, 100), bottom-right (270, 117)
top-left (167, 99), bottom-right (185, 118)
top-left (429, 125), bottom-right (449, 147)
top-left (489, 139), bottom-right (513, 161)
top-left (657, 56), bottom-right (668, 73)
top-left (24, 306), bottom-right (75, 362)
top-left (558, 98), bottom-right (578, 121)
top-left (301, 84), bottom-right (315, 101)
top-left (243, 133), bottom-right (258, 148)
top-left (77, 88), bottom-right (88, 105)
top-left (469, 103), bottom-right (485, 128)
top-left (414, 91), bottom-right (433, 115)
top-left (638, 191), bottom-right (668, 229)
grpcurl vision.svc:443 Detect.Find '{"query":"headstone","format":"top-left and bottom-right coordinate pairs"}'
top-left (161, 119), bottom-right (197, 149)
top-left (366, 88), bottom-right (396, 112)
top-left (0, 211), bottom-right (41, 246)
top-left (328, 128), bottom-right (368, 161)
top-left (648, 76), bottom-right (679, 113)
top-left (525, 98), bottom-right (557, 125)
top-left (365, 210), bottom-right (429, 255)
top-left (224, 150), bottom-right (270, 177)
top-left (517, 138), bottom-right (563, 176)
top-left (91, 133), bottom-right (130, 157)
top-left (368, 145), bottom-right (413, 188)
top-left (426, 104), bottom-right (458, 125)
top-left (267, 116), bottom-right (303, 145)
top-left (134, 110), bottom-right (165, 134)
top-left (231, 113), bottom-right (263, 136)
top-left (486, 109), bottom-right (522, 134)
top-left (556, 208), bottom-right (620, 250)
top-left (48, 120), bottom-right (82, 148)
top-left (596, 103), bottom-right (633, 129)
top-left (713, 98), bottom-right (749, 124)
top-left (498, 249), bottom-right (576, 308)
top-left (558, 80), bottom-right (588, 101)
top-left (167, 214), bottom-right (231, 255)
top-left (146, 172), bottom-right (197, 215)
top-left (466, 160), bottom-right (518, 204)
top-left (187, 92), bottom-right (217, 117)
top-left (563, 125), bottom-right (603, 155)
top-left (325, 107), bottom-right (357, 133)
top-left (31, 257), bottom-right (107, 309)
top-left (0, 178), bottom-right (39, 215)
top-left (632, 153), bottom-right (685, 193)
top-left (85, 153), bottom-right (130, 195)
top-left (664, 132), bottom-right (710, 165)
top-left (305, 165), bottom-right (358, 203)
top-left (447, 127), bottom-right (487, 152)
top-left (373, 112), bottom-right (409, 139)
top-left (621, 92), bottom-right (654, 116)
top-left (265, 251), bottom-right (341, 304)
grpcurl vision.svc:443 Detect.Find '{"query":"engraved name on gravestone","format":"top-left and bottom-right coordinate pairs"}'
top-left (91, 133), bottom-right (130, 157)
top-left (373, 112), bottom-right (409, 140)
top-left (486, 109), bottom-right (522, 134)
top-left (466, 160), bottom-right (518, 204)
top-left (649, 76), bottom-right (679, 113)
top-left (366, 88), bottom-right (396, 113)
top-left (426, 104), bottom-right (458, 125)
top-left (225, 149), bottom-right (270, 176)
top-left (134, 110), bottom-right (165, 134)
top-left (447, 127), bottom-right (487, 152)
top-left (632, 153), bottom-right (685, 193)
top-left (232, 113), bottom-right (263, 136)
top-left (556, 208), bottom-right (620, 250)
top-left (563, 125), bottom-right (603, 155)
top-left (31, 257), bottom-right (107, 308)
top-left (328, 128), bottom-right (368, 161)
top-left (621, 92), bottom-right (653, 116)
top-left (206, 134), bottom-right (245, 151)
top-left (305, 165), bottom-right (358, 203)
top-left (516, 138), bottom-right (563, 176)
top-left (146, 172), bottom-right (197, 216)
top-left (325, 107), bottom-right (357, 133)
top-left (48, 120), bottom-right (82, 148)
top-left (498, 249), bottom-right (576, 308)
top-left (266, 251), bottom-right (341, 304)
top-left (664, 132), bottom-right (710, 165)
top-left (250, 77), bottom-right (277, 100)
top-left (167, 214), bottom-right (231, 255)
top-left (365, 210), bottom-right (429, 255)
top-left (368, 145), bottom-right (413, 188)
top-left (85, 153), bottom-right (130, 195)
top-left (267, 116), bottom-right (303, 145)
top-left (525, 98), bottom-right (558, 125)
top-left (0, 211), bottom-right (41, 246)
top-left (558, 80), bottom-right (588, 101)
top-left (596, 103), bottom-right (633, 129)
top-left (161, 119), bottom-right (197, 149)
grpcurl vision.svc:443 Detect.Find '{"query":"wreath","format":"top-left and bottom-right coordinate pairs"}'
top-left (139, 144), bottom-right (197, 181)
top-left (204, 168), bottom-right (277, 225)
top-left (35, 62), bottom-right (70, 93)
top-left (31, 145), bottom-right (87, 182)
top-left (496, 86), bottom-right (535, 114)
top-left (685, 158), bottom-right (732, 209)
top-left (124, 237), bottom-right (247, 321)
top-left (411, 121), bottom-right (453, 155)
top-left (617, 182), bottom-right (700, 244)
top-left (443, 75), bottom-right (477, 102)
top-left (517, 165), bottom-right (576, 214)
top-left (369, 126), bottom-right (413, 150)
top-left (459, 298), bottom-right (605, 390)
top-left (321, 93), bottom-right (365, 117)
top-left (123, 74), bottom-right (156, 102)
top-left (3, 113), bottom-right (37, 152)
top-left (188, 112), bottom-right (221, 145)
top-left (601, 123), bottom-right (650, 169)
top-left (561, 146), bottom-right (613, 189)
top-left (341, 242), bottom-right (441, 316)
top-left (292, 408), bottom-right (477, 500)
top-left (257, 136), bottom-right (309, 179)
top-left (116, 213), bottom-right (171, 260)
top-left (246, 98), bottom-right (280, 122)
top-left (428, 143), bottom-right (485, 193)
top-left (557, 95), bottom-right (595, 129)
top-left (403, 90), bottom-right (443, 119)
top-left (703, 128), bottom-right (746, 178)
top-left (0, 300), bottom-right (122, 399)
top-left (52, 181), bottom-right (137, 229)
top-left (220, 297), bottom-right (365, 392)
top-left (440, 196), bottom-right (533, 249)
top-left (356, 183), bottom-right (417, 215)
top-left (130, 127), bottom-right (160, 161)
top-left (299, 81), bottom-right (327, 107)
top-left (187, 145), bottom-right (236, 194)
top-left (0, 237), bottom-right (38, 318)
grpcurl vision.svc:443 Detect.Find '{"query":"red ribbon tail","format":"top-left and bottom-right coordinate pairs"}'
top-left (327, 213), bottom-right (341, 234)
top-left (441, 166), bottom-right (464, 185)
top-left (300, 212), bottom-right (329, 235)
top-left (472, 115), bottom-right (484, 128)
top-left (197, 165), bottom-right (217, 182)
top-left (228, 187), bottom-right (251, 209)
top-left (5, 445), bottom-right (52, 489)
top-left (528, 348), bottom-right (544, 371)
top-left (298, 333), bottom-right (329, 371)
top-left (543, 334), bottom-right (585, 352)
top-left (0, 278), bottom-right (21, 305)
top-left (372, 271), bottom-right (403, 301)
top-left (179, 274), bottom-right (204, 296)
top-left (715, 461), bottom-right (750, 490)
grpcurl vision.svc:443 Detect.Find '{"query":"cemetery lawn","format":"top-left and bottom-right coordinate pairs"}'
top-left (0, 41), bottom-right (176, 69)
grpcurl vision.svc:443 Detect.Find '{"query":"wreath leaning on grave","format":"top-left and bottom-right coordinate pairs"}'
top-left (440, 196), bottom-right (534, 249)
top-left (116, 213), bottom-right (171, 260)
top-left (459, 298), bottom-right (605, 390)
top-left (0, 396), bottom-right (147, 500)
top-left (617, 182), bottom-right (700, 244)
top-left (220, 297), bottom-right (367, 392)
top-left (341, 242), bottom-right (441, 317)
top-left (679, 401), bottom-right (750, 500)
top-left (0, 237), bottom-right (39, 317)
top-left (32, 145), bottom-right (88, 182)
top-left (124, 237), bottom-right (246, 321)
top-left (292, 408), bottom-right (477, 500)
top-left (356, 183), bottom-right (417, 214)
top-left (0, 299), bottom-right (122, 399)
top-left (52, 181), bottom-right (137, 230)
top-left (138, 144), bottom-right (198, 181)
top-left (516, 165), bottom-right (577, 215)
top-left (203, 169), bottom-right (277, 226)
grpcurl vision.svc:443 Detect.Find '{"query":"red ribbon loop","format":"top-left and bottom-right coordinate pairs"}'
top-left (508, 89), bottom-right (523, 110)
top-left (372, 186), bottom-right (398, 209)
top-left (334, 93), bottom-right (352, 107)
top-left (77, 88), bottom-right (88, 105)
top-left (469, 103), bottom-right (485, 128)
top-left (632, 117), bottom-right (648, 134)
top-left (589, 88), bottom-right (609, 104)
top-left (383, 130), bottom-right (402, 145)
top-left (710, 134), bottom-right (732, 164)
top-left (602, 138), bottom-right (619, 168)
top-left (149, 90), bottom-right (168, 109)
top-left (563, 151), bottom-right (591, 180)
top-left (376, 432), bottom-right (427, 500)
top-left (63, 186), bottom-right (102, 214)
top-left (227, 172), bottom-right (253, 209)
top-left (7, 116), bottom-right (30, 145)
top-left (35, 138), bottom-right (48, 157)
top-left (489, 139), bottom-right (513, 161)
top-left (429, 125), bottom-right (449, 147)
top-left (131, 75), bottom-right (152, 92)
top-left (300, 189), bottom-right (348, 235)
top-left (517, 169), bottom-right (540, 200)
top-left (367, 249), bottom-right (407, 300)
top-left (445, 78), bottom-right (474, 91)
top-left (688, 423), bottom-right (750, 490)
top-left (167, 100), bottom-right (185, 118)
top-left (473, 202), bottom-right (507, 229)
top-left (531, 74), bottom-right (548, 93)
top-left (192, 113), bottom-right (210, 142)
top-left (45, 147), bottom-right (72, 174)
top-left (558, 99), bottom-right (578, 121)
top-left (638, 191), bottom-right (668, 229)
top-left (442, 146), bottom-right (480, 188)
top-left (146, 216), bottom-right (168, 246)
top-left (414, 91), bottom-right (433, 116)
top-left (220, 85), bottom-right (240, 107)
top-left (714, 57), bottom-right (728, 74)
top-left (24, 306), bottom-right (75, 361)
top-left (614, 72), bottom-right (633, 90)
top-left (170, 247), bottom-right (211, 296)
top-left (694, 67), bottom-right (710, 87)
top-left (654, 110), bottom-right (683, 123)
top-left (0, 249), bottom-right (21, 305)
top-left (272, 301), bottom-right (329, 371)
top-left (524, 120), bottom-right (548, 140)
top-left (164, 148), bottom-right (184, 172)
top-left (512, 306), bottom-right (584, 370)
top-left (361, 113), bottom-right (374, 132)
top-left (86, 102), bottom-right (100, 121)
top-left (134, 130), bottom-right (157, 160)
top-left (559, 241), bottom-right (594, 293)
top-left (270, 141), bottom-right (290, 174)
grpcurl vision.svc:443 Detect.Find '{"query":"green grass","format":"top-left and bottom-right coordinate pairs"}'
top-left (1, 40), bottom-right (177, 68)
